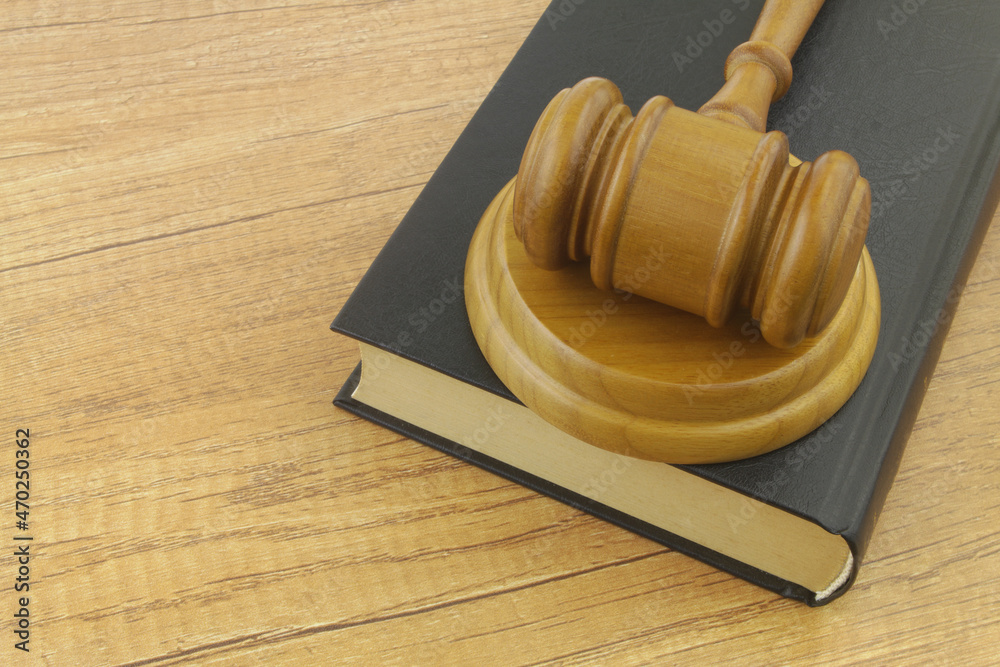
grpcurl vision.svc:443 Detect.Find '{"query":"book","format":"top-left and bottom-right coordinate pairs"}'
top-left (331, 0), bottom-right (1000, 605)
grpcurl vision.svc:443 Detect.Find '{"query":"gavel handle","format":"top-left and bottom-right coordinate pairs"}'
top-left (699, 0), bottom-right (826, 132)
top-left (752, 0), bottom-right (826, 60)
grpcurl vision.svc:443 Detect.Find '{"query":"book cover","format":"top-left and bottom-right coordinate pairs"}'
top-left (331, 0), bottom-right (1000, 604)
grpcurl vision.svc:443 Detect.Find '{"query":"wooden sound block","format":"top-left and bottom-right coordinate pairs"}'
top-left (466, 178), bottom-right (881, 464)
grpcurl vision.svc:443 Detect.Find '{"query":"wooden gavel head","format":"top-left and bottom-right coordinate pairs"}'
top-left (510, 3), bottom-right (870, 348)
top-left (512, 76), bottom-right (870, 349)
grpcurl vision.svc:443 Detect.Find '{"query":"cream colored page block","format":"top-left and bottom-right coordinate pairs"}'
top-left (355, 343), bottom-right (851, 595)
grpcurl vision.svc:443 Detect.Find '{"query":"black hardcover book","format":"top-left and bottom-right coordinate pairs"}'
top-left (332, 0), bottom-right (1000, 605)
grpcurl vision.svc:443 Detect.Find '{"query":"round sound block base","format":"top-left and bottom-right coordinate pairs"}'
top-left (465, 179), bottom-right (881, 464)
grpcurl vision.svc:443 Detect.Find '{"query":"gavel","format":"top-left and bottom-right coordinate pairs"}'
top-left (511, 0), bottom-right (869, 349)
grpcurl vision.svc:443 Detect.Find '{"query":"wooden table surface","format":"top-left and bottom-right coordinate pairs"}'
top-left (3, 1), bottom-right (999, 664)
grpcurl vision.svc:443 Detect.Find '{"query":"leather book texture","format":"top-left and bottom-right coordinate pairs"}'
top-left (332, 0), bottom-right (1000, 603)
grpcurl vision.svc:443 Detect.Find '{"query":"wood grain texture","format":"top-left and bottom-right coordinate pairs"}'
top-left (467, 179), bottom-right (879, 463)
top-left (1, 1), bottom-right (998, 664)
top-left (698, 0), bottom-right (824, 129)
top-left (513, 73), bottom-right (871, 349)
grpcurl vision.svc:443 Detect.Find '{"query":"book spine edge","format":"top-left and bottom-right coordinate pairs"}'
top-left (844, 106), bottom-right (1000, 560)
